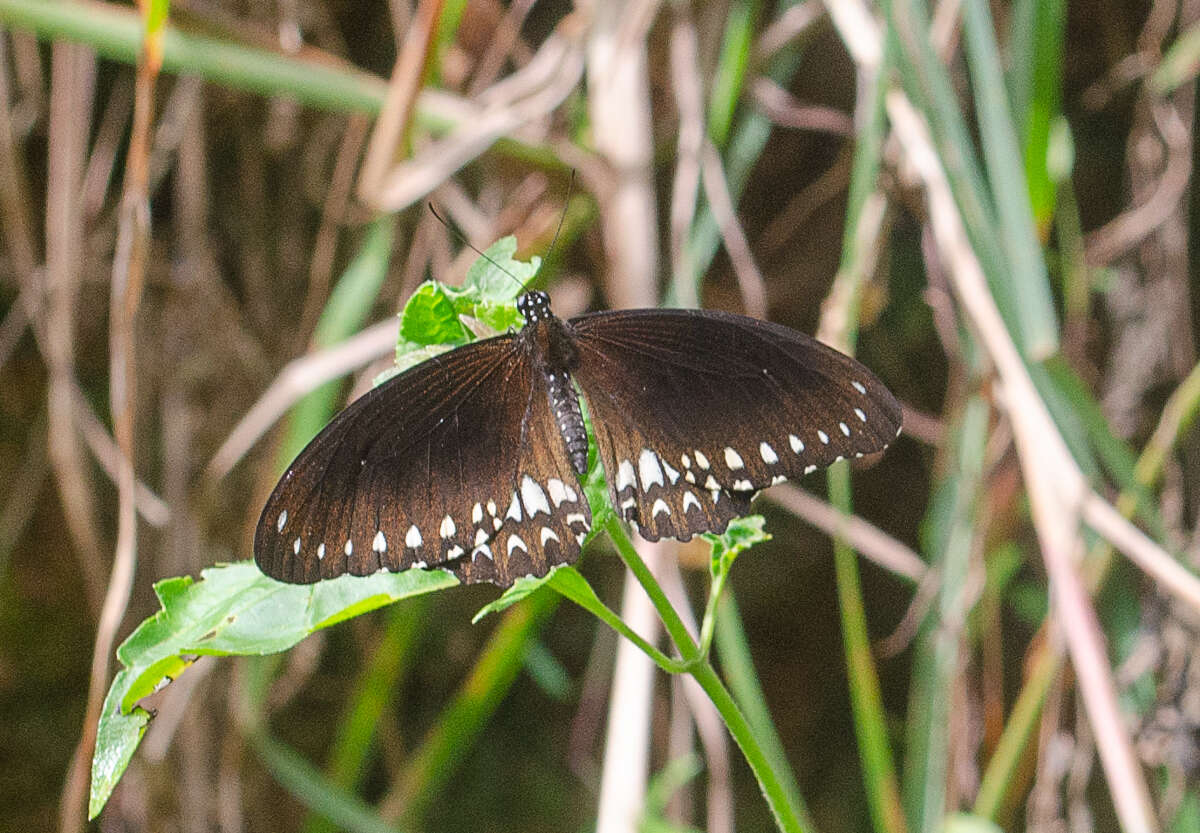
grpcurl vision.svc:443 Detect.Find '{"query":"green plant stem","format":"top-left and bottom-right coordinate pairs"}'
top-left (696, 566), bottom-right (729, 659)
top-left (688, 653), bottom-right (810, 833)
top-left (602, 515), bottom-right (700, 661)
top-left (715, 595), bottom-right (814, 829)
top-left (829, 464), bottom-right (908, 833)
top-left (602, 516), bottom-right (811, 832)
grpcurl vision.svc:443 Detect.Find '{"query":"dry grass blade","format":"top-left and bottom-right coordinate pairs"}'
top-left (205, 318), bottom-right (398, 480)
top-left (767, 483), bottom-right (927, 583)
top-left (887, 90), bottom-right (1160, 833)
top-left (373, 17), bottom-right (585, 213)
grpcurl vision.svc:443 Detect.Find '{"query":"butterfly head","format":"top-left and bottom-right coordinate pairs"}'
top-left (517, 290), bottom-right (553, 325)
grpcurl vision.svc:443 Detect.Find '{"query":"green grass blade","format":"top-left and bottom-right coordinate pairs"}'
top-left (281, 214), bottom-right (396, 466)
top-left (0, 0), bottom-right (387, 114)
top-left (392, 592), bottom-right (559, 825)
top-left (961, 0), bottom-right (1058, 355)
top-left (1005, 0), bottom-right (1066, 231)
top-left (830, 462), bottom-right (908, 833)
top-left (301, 601), bottom-right (426, 833)
top-left (707, 0), bottom-right (760, 147)
top-left (902, 398), bottom-right (988, 833)
top-left (250, 730), bottom-right (405, 833)
top-left (714, 593), bottom-right (813, 830)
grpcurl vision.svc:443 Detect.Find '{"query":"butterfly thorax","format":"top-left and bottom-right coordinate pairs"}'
top-left (518, 291), bottom-right (589, 475)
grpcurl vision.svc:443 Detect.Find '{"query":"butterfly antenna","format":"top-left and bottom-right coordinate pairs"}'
top-left (543, 169), bottom-right (576, 268)
top-left (427, 203), bottom-right (526, 292)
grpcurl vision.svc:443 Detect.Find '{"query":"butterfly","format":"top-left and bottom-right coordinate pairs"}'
top-left (254, 289), bottom-right (902, 587)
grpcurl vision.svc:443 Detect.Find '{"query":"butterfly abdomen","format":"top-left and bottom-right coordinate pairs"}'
top-left (546, 369), bottom-right (588, 474)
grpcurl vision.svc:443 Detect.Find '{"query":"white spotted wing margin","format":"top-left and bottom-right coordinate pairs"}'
top-left (567, 307), bottom-right (902, 542)
top-left (254, 325), bottom-right (589, 587)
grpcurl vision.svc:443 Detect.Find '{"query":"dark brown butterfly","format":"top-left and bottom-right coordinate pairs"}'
top-left (254, 290), bottom-right (901, 587)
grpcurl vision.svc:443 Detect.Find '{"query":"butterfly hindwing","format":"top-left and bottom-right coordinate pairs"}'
top-left (569, 308), bottom-right (901, 542)
top-left (444, 364), bottom-right (591, 585)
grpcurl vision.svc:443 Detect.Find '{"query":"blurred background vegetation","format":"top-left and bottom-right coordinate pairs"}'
top-left (0, 0), bottom-right (1198, 831)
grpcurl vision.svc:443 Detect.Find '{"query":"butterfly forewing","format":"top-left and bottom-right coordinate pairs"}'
top-left (256, 334), bottom-right (536, 582)
top-left (568, 308), bottom-right (902, 542)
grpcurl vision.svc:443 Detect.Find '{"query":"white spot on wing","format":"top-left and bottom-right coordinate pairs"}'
top-left (547, 478), bottom-right (571, 507)
top-left (473, 544), bottom-right (493, 561)
top-left (789, 434), bottom-right (804, 453)
top-left (817, 430), bottom-right (829, 444)
top-left (682, 491), bottom-right (703, 513)
top-left (681, 453), bottom-right (691, 469)
top-left (804, 464), bottom-right (817, 474)
top-left (486, 499), bottom-right (497, 516)
top-left (475, 528), bottom-right (489, 546)
top-left (566, 512), bottom-right (587, 526)
top-left (276, 510), bottom-right (288, 532)
top-left (852, 380), bottom-right (867, 394)
top-left (406, 525), bottom-right (422, 548)
top-left (724, 447), bottom-right (744, 470)
top-left (540, 527), bottom-right (560, 546)
top-left (840, 422), bottom-right (850, 436)
top-left (638, 448), bottom-right (665, 491)
top-left (472, 503), bottom-right (483, 524)
top-left (507, 534), bottom-right (528, 556)
top-left (704, 474), bottom-right (720, 491)
top-left (493, 516), bottom-right (503, 531)
top-left (440, 515), bottom-right (456, 538)
top-left (759, 442), bottom-right (778, 464)
top-left (317, 543), bottom-right (326, 560)
top-left (694, 450), bottom-right (710, 469)
top-left (855, 407), bottom-right (867, 423)
top-left (446, 545), bottom-right (464, 560)
top-left (651, 498), bottom-right (671, 518)
top-left (771, 475), bottom-right (787, 485)
top-left (506, 492), bottom-right (522, 522)
top-left (344, 539), bottom-right (353, 556)
top-left (521, 475), bottom-right (551, 517)
top-left (617, 459), bottom-right (637, 493)
top-left (661, 459), bottom-right (680, 484)
top-left (373, 530), bottom-right (387, 553)
top-left (293, 537), bottom-right (301, 555)
top-left (733, 479), bottom-right (752, 491)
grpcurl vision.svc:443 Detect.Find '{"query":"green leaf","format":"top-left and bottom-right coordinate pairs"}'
top-left (463, 235), bottom-right (540, 301)
top-left (89, 562), bottom-right (456, 819)
top-left (398, 281), bottom-right (471, 351)
top-left (704, 515), bottom-right (770, 578)
top-left (472, 569), bottom-right (560, 623)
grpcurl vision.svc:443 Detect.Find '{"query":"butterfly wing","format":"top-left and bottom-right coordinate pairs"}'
top-left (254, 332), bottom-right (589, 586)
top-left (569, 308), bottom-right (902, 542)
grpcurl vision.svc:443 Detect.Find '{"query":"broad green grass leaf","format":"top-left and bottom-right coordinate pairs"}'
top-left (89, 562), bottom-right (456, 818)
